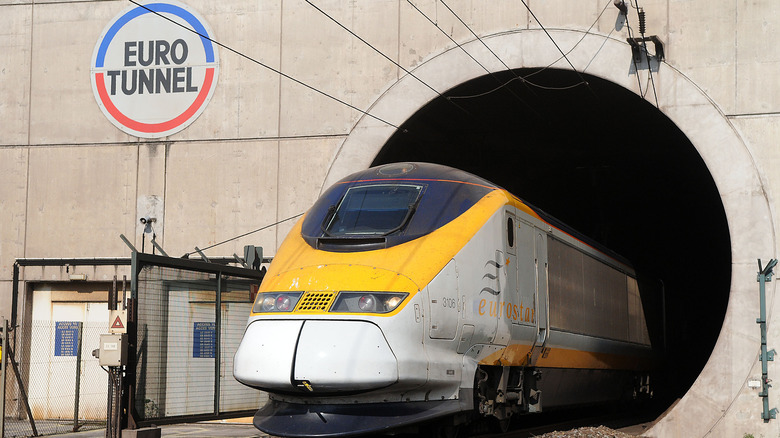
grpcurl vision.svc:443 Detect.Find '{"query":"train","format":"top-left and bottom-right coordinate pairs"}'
top-left (234, 162), bottom-right (655, 437)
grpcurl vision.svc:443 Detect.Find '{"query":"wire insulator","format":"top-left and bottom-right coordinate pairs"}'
top-left (638, 7), bottom-right (646, 35)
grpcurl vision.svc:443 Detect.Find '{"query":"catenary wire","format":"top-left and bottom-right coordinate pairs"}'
top-left (438, 0), bottom-right (518, 75)
top-left (434, 0), bottom-right (541, 111)
top-left (303, 0), bottom-right (528, 141)
top-left (523, 0), bottom-right (613, 81)
top-left (126, 0), bottom-right (400, 129)
top-left (448, 0), bottom-right (613, 100)
top-left (182, 213), bottom-right (304, 258)
top-left (303, 0), bottom-right (475, 117)
top-left (519, 0), bottom-right (595, 96)
top-left (406, 0), bottom-right (536, 112)
top-left (405, 0), bottom-right (540, 111)
top-left (405, 1), bottom-right (502, 83)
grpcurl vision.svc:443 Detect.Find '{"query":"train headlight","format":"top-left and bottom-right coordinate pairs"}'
top-left (253, 292), bottom-right (303, 313)
top-left (276, 295), bottom-right (294, 311)
top-left (385, 295), bottom-right (403, 310)
top-left (261, 296), bottom-right (276, 311)
top-left (358, 294), bottom-right (377, 312)
top-left (331, 292), bottom-right (409, 314)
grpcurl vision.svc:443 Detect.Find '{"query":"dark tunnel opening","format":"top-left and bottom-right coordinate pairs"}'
top-left (372, 68), bottom-right (731, 410)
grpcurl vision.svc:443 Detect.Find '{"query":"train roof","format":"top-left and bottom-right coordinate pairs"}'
top-left (332, 162), bottom-right (500, 189)
top-left (301, 162), bottom-right (632, 267)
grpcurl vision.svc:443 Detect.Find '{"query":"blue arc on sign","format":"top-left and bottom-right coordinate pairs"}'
top-left (95, 2), bottom-right (215, 68)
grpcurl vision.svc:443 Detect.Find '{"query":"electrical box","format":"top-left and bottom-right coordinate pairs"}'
top-left (99, 333), bottom-right (127, 367)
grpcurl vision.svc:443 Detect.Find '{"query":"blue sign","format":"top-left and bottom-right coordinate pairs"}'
top-left (55, 321), bottom-right (81, 357)
top-left (193, 322), bottom-right (216, 358)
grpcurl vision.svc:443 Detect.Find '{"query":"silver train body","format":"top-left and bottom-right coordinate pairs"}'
top-left (234, 162), bottom-right (654, 436)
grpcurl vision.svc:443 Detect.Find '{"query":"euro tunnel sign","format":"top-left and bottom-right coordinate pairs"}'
top-left (110, 310), bottom-right (127, 334)
top-left (90, 1), bottom-right (219, 138)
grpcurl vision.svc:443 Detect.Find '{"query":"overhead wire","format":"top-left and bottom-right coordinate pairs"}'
top-left (405, 1), bottom-right (502, 83)
top-left (438, 1), bottom-right (520, 75)
top-left (524, 0), bottom-right (614, 81)
top-left (125, 0), bottom-right (647, 255)
top-left (126, 0), bottom-right (400, 129)
top-left (303, 0), bottom-right (475, 117)
top-left (301, 0), bottom-right (515, 162)
top-left (405, 0), bottom-right (535, 110)
top-left (432, 0), bottom-right (540, 112)
top-left (305, 0), bottom-right (536, 147)
top-left (447, 0), bottom-right (614, 100)
top-left (519, 0), bottom-right (596, 96)
top-left (182, 213), bottom-right (305, 258)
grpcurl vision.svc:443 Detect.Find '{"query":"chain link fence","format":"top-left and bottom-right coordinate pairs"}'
top-left (3, 254), bottom-right (269, 436)
top-left (4, 320), bottom-right (108, 437)
top-left (133, 263), bottom-right (267, 424)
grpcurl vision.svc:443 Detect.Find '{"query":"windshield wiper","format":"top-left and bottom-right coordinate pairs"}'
top-left (382, 197), bottom-right (422, 236)
top-left (320, 205), bottom-right (336, 237)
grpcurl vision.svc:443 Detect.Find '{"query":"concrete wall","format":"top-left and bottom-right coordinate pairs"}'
top-left (2, 0), bottom-right (780, 436)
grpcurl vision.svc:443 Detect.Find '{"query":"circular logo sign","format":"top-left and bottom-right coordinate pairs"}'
top-left (91, 1), bottom-right (219, 138)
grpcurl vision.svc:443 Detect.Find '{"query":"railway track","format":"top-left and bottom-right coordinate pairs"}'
top-left (468, 404), bottom-right (659, 438)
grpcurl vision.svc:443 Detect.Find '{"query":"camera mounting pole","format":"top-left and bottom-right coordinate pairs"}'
top-left (757, 258), bottom-right (778, 422)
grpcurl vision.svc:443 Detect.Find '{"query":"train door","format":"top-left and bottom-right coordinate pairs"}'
top-left (512, 221), bottom-right (536, 326)
top-left (492, 211), bottom-right (519, 345)
top-left (428, 259), bottom-right (460, 340)
top-left (528, 230), bottom-right (549, 366)
top-left (504, 211), bottom-right (517, 296)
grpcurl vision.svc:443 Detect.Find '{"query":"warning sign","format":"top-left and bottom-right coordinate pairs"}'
top-left (112, 316), bottom-right (123, 329)
top-left (109, 310), bottom-right (127, 334)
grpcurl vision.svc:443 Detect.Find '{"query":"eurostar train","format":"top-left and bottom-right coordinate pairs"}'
top-left (234, 162), bottom-right (654, 437)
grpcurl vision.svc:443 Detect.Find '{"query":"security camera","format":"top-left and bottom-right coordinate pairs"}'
top-left (614, 0), bottom-right (627, 14)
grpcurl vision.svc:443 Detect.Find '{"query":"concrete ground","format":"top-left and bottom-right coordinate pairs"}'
top-left (48, 418), bottom-right (649, 438)
top-left (53, 418), bottom-right (268, 438)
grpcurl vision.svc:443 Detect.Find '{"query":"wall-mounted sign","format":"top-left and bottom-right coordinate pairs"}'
top-left (90, 1), bottom-right (219, 138)
top-left (55, 321), bottom-right (81, 357)
top-left (193, 321), bottom-right (216, 358)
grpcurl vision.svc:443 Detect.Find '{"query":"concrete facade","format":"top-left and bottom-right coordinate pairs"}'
top-left (2, 0), bottom-right (780, 436)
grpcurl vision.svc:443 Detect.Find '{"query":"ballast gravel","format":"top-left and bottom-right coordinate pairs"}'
top-left (532, 425), bottom-right (635, 438)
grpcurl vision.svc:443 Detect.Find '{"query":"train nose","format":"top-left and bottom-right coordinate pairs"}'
top-left (234, 320), bottom-right (399, 392)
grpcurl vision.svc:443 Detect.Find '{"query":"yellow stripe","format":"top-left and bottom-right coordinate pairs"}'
top-left (480, 345), bottom-right (652, 370)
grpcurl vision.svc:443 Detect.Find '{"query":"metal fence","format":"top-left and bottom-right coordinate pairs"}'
top-left (131, 253), bottom-right (267, 427)
top-left (2, 253), bottom-right (268, 437)
top-left (4, 320), bottom-right (108, 437)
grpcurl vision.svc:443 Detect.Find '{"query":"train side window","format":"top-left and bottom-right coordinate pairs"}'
top-left (507, 217), bottom-right (514, 248)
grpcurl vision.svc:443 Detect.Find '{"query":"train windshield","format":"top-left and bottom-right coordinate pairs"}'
top-left (324, 184), bottom-right (423, 236)
top-left (300, 163), bottom-right (499, 251)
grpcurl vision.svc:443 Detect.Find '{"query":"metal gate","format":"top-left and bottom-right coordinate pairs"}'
top-left (128, 252), bottom-right (267, 428)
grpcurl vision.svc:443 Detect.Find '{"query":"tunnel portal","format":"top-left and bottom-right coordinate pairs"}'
top-left (372, 68), bottom-right (731, 407)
